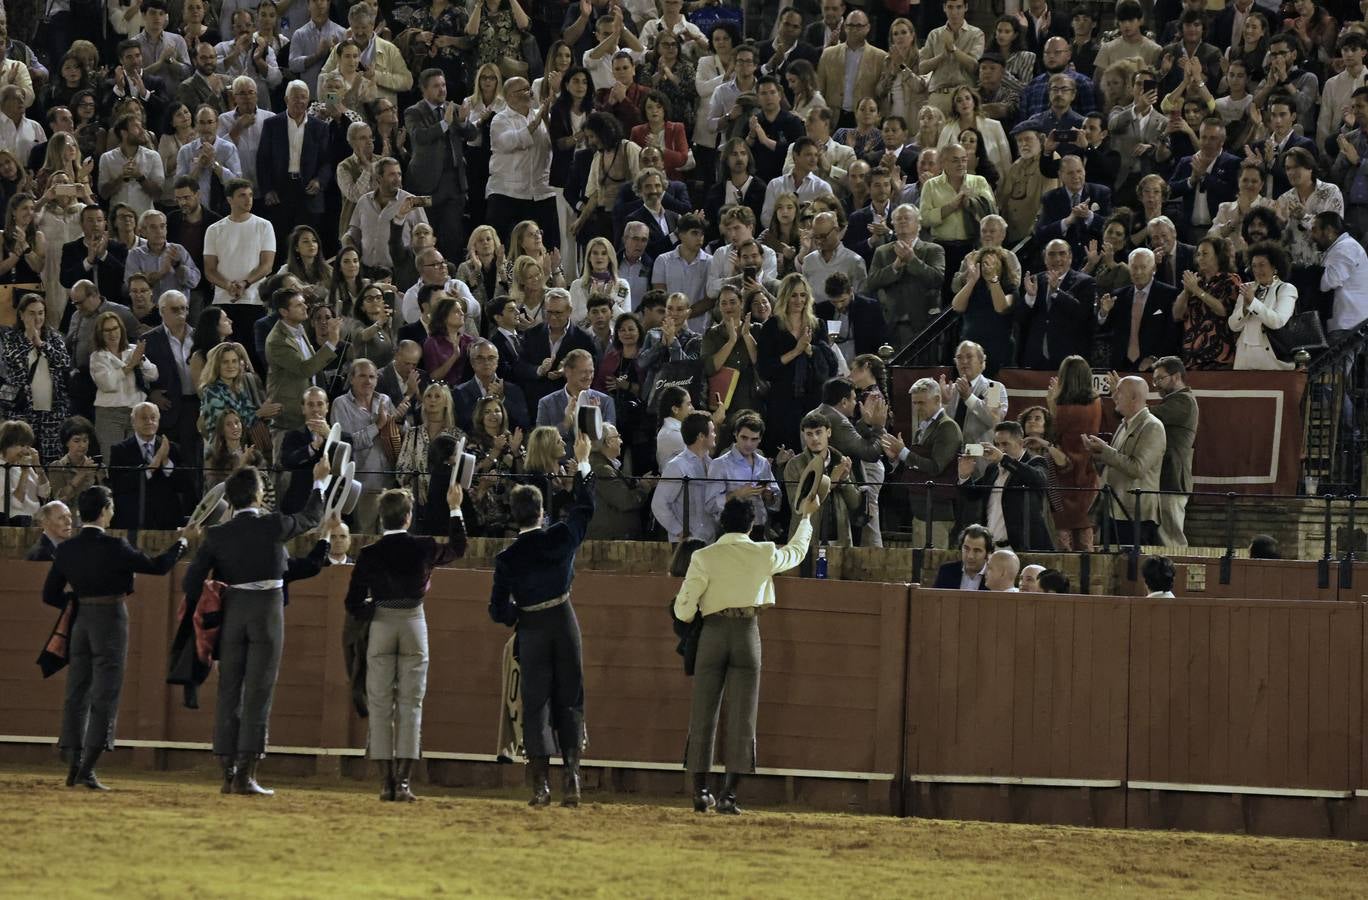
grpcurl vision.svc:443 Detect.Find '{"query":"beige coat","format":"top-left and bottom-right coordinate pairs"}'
top-left (816, 42), bottom-right (888, 115)
top-left (1094, 407), bottom-right (1167, 525)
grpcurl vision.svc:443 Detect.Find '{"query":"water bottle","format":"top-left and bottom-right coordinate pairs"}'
top-left (815, 546), bottom-right (828, 579)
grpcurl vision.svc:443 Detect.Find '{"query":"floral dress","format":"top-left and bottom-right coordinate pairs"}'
top-left (468, 438), bottom-right (518, 536)
top-left (1181, 272), bottom-right (1239, 370)
top-left (1277, 180), bottom-right (1344, 269)
top-left (636, 57), bottom-right (697, 125)
top-left (475, 6), bottom-right (524, 69)
top-left (396, 423), bottom-right (460, 517)
top-left (411, 1), bottom-right (470, 94)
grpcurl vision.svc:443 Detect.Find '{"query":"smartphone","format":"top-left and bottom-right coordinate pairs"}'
top-left (381, 289), bottom-right (396, 306)
top-left (1052, 128), bottom-right (1074, 143)
top-left (742, 265), bottom-right (760, 281)
top-left (324, 91), bottom-right (340, 105)
top-left (54, 184), bottom-right (79, 197)
top-left (1142, 79), bottom-right (1159, 94)
top-left (415, 196), bottom-right (433, 208)
top-left (964, 443), bottom-right (984, 458)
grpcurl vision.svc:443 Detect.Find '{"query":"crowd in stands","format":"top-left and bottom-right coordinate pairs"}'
top-left (4, 0), bottom-right (1368, 569)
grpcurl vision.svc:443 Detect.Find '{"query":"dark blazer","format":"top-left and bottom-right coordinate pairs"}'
top-left (932, 560), bottom-right (987, 590)
top-left (375, 360), bottom-right (426, 426)
top-left (107, 435), bottom-right (188, 529)
top-left (256, 112), bottom-right (332, 214)
top-left (177, 72), bottom-right (230, 115)
top-left (182, 488), bottom-right (325, 605)
top-left (814, 296), bottom-right (887, 357)
top-left (1263, 132), bottom-right (1318, 198)
top-left (802, 22), bottom-right (836, 49)
top-left (757, 39), bottom-right (822, 91)
top-left (403, 98), bottom-right (479, 196)
top-left (488, 329), bottom-right (524, 382)
top-left (1021, 10), bottom-right (1071, 58)
top-left (704, 177), bottom-right (766, 243)
top-left (958, 453), bottom-right (1056, 551)
top-left (43, 526), bottom-right (185, 607)
top-left (1033, 183), bottom-right (1112, 269)
top-left (1167, 151), bottom-right (1241, 229)
top-left (453, 376), bottom-right (530, 435)
top-left (142, 325), bottom-right (194, 433)
top-left (1099, 280), bottom-right (1182, 371)
top-left (626, 204), bottom-right (679, 260)
top-left (1150, 386), bottom-right (1198, 493)
top-left (60, 238), bottom-right (129, 298)
top-left (26, 533), bottom-right (58, 561)
top-left (100, 72), bottom-right (169, 126)
top-left (519, 323), bottom-right (598, 408)
top-left (488, 470), bottom-right (595, 625)
top-left (278, 425), bottom-right (353, 514)
top-left (748, 109), bottom-right (806, 181)
top-left (1211, 1), bottom-right (1282, 51)
top-left (343, 514), bottom-right (468, 616)
top-left (844, 202), bottom-right (894, 263)
top-left (1153, 242), bottom-right (1196, 295)
top-left (1015, 269), bottom-right (1097, 370)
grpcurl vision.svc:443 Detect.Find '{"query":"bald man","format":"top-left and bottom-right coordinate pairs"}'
top-left (1084, 375), bottom-right (1166, 547)
top-left (984, 549), bottom-right (1021, 591)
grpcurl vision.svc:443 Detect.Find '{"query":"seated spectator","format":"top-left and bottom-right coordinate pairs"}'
top-left (1142, 555), bottom-right (1177, 598)
top-left (466, 396), bottom-right (522, 537)
top-left (932, 524), bottom-right (992, 590)
top-left (1249, 534), bottom-right (1281, 560)
top-left (984, 548), bottom-right (1021, 591)
top-left (1079, 215), bottom-right (1133, 297)
top-left (705, 409), bottom-right (781, 537)
top-left (47, 415), bottom-right (103, 507)
top-left (535, 348), bottom-right (616, 443)
top-left (455, 225), bottom-right (511, 313)
top-left (1229, 241), bottom-right (1297, 371)
top-left (1019, 564), bottom-right (1045, 593)
top-left (1037, 568), bottom-right (1071, 593)
top-left (25, 500), bottom-right (74, 560)
top-left (395, 383), bottom-right (460, 534)
top-left (782, 411), bottom-right (862, 549)
top-left (204, 408), bottom-right (253, 489)
top-left (651, 410), bottom-right (718, 544)
top-left (587, 423), bottom-right (653, 540)
top-left (1, 419), bottom-right (50, 525)
top-left (422, 295), bottom-right (474, 388)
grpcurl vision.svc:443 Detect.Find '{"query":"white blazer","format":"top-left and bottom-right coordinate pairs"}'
top-left (673, 516), bottom-right (813, 621)
top-left (1228, 278), bottom-right (1297, 371)
top-left (937, 116), bottom-right (1013, 182)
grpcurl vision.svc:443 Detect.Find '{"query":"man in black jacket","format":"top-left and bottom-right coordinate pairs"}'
top-left (1015, 239), bottom-right (1096, 370)
top-left (107, 402), bottom-right (191, 530)
top-left (1097, 248), bottom-right (1181, 372)
top-left (345, 482), bottom-right (468, 802)
top-left (956, 422), bottom-right (1055, 552)
top-left (60, 206), bottom-right (129, 300)
top-left (931, 524), bottom-right (992, 589)
top-left (141, 290), bottom-right (202, 484)
top-left (26, 501), bottom-right (73, 560)
top-left (44, 485), bottom-right (191, 789)
top-left (181, 453), bottom-right (331, 796)
top-left (815, 272), bottom-right (888, 364)
top-left (520, 289), bottom-right (598, 410)
top-left (278, 387), bottom-right (353, 514)
top-left (489, 433), bottom-right (595, 807)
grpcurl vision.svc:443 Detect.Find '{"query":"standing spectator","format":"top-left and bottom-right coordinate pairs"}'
top-left (124, 209), bottom-right (201, 302)
top-left (487, 76), bottom-right (558, 251)
top-left (917, 0), bottom-right (984, 118)
top-left (467, 396), bottom-right (521, 536)
top-left (2, 294), bottom-right (72, 461)
top-left (203, 178), bottom-right (276, 343)
top-left (179, 42), bottom-right (232, 116)
top-left (318, 3), bottom-right (413, 106)
top-left (950, 247), bottom-right (1015, 376)
top-left (423, 295), bottom-right (474, 388)
top-left (1034, 154), bottom-right (1110, 271)
top-left (289, 0), bottom-right (346, 97)
top-left (534, 347), bottom-right (616, 443)
top-left (519, 288), bottom-right (597, 409)
top-left (1229, 241), bottom-right (1297, 371)
top-left (1207, 161), bottom-right (1275, 261)
top-left (957, 421), bottom-right (1055, 552)
top-left (1313, 212), bottom-right (1368, 340)
top-left (586, 423), bottom-right (652, 540)
top-left (330, 357), bottom-right (397, 532)
top-left (1017, 238), bottom-right (1097, 371)
top-left (218, 77), bottom-right (268, 189)
top-left (651, 410), bottom-right (718, 544)
top-left (257, 81), bottom-right (331, 249)
top-left (404, 68), bottom-right (479, 264)
top-left (343, 283), bottom-right (397, 372)
top-left (800, 210), bottom-right (866, 306)
top-left (59, 206), bottom-right (129, 302)
top-left (395, 382), bottom-right (460, 533)
top-left (142, 290), bottom-right (202, 463)
top-left (1173, 237), bottom-right (1239, 370)
top-left (756, 273), bottom-right (833, 454)
top-left (1167, 118), bottom-right (1240, 245)
top-left (265, 287), bottom-right (341, 450)
top-left (177, 105), bottom-right (243, 214)
top-left (1083, 374), bottom-right (1166, 547)
top-left (106, 401), bottom-right (188, 529)
top-left (762, 137), bottom-right (833, 224)
top-left (865, 203), bottom-right (945, 355)
top-left (705, 408), bottom-right (780, 534)
top-left (1149, 357), bottom-right (1198, 548)
top-left (345, 157), bottom-right (427, 274)
top-left (701, 285), bottom-right (763, 430)
top-left (942, 340), bottom-right (1008, 447)
top-left (1, 420), bottom-right (49, 524)
top-left (1092, 1), bottom-right (1161, 80)
top-left (89, 312), bottom-right (158, 455)
top-left (97, 114), bottom-right (164, 217)
top-left (1029, 354), bottom-right (1101, 551)
top-left (783, 411), bottom-right (862, 548)
top-left (638, 290), bottom-right (703, 409)
top-left (918, 142), bottom-right (994, 295)
top-left (1097, 248), bottom-right (1180, 372)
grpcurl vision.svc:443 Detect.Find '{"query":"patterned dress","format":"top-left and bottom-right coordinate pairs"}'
top-left (474, 5), bottom-right (525, 69)
top-left (1181, 272), bottom-right (1240, 370)
top-left (0, 327), bottom-right (72, 462)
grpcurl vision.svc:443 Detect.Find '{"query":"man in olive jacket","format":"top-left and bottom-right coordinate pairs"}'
top-left (864, 204), bottom-right (946, 360)
top-left (1149, 356), bottom-right (1198, 547)
top-left (882, 376), bottom-right (964, 547)
top-left (265, 287), bottom-right (342, 441)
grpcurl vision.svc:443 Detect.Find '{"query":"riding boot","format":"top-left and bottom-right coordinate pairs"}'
top-left (379, 760), bottom-right (396, 802)
top-left (65, 748), bottom-right (80, 787)
top-left (691, 773), bottom-right (716, 813)
top-left (394, 759), bottom-right (417, 802)
top-left (528, 756), bottom-right (551, 807)
top-left (716, 772), bottom-right (743, 815)
top-left (75, 747), bottom-right (109, 791)
top-left (221, 757), bottom-right (238, 795)
top-left (561, 752), bottom-right (582, 808)
top-left (231, 754), bottom-right (275, 796)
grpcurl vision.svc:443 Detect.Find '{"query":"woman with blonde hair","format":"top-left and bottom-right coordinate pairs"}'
top-left (1099, 59), bottom-right (1140, 118)
top-left (569, 236), bottom-right (631, 324)
top-left (197, 341), bottom-right (279, 439)
top-left (35, 133), bottom-right (91, 200)
top-left (876, 17), bottom-right (927, 122)
top-left (0, 149), bottom-right (35, 215)
top-left (89, 311), bottom-right (158, 454)
top-left (913, 105), bottom-right (945, 154)
top-left (463, 62), bottom-right (508, 227)
top-left (35, 172), bottom-right (92, 319)
top-left (455, 224), bottom-right (510, 309)
top-left (937, 86), bottom-right (1012, 177)
top-left (519, 424), bottom-right (573, 523)
top-left (396, 382), bottom-right (462, 531)
top-left (756, 272), bottom-right (832, 453)
top-left (509, 254), bottom-right (549, 326)
top-left (505, 219), bottom-right (564, 287)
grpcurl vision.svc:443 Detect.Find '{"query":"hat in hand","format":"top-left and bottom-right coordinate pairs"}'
top-left (576, 404), bottom-right (603, 442)
top-left (188, 481), bottom-right (228, 529)
top-left (796, 454), bottom-right (831, 510)
top-left (324, 460), bottom-right (362, 519)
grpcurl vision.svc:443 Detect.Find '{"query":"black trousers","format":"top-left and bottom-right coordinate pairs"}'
top-left (488, 194), bottom-right (561, 252)
top-left (59, 602), bottom-right (128, 754)
top-left (1110, 519), bottom-right (1159, 548)
top-left (516, 601), bottom-right (584, 758)
top-left (263, 176), bottom-right (322, 250)
top-left (214, 587), bottom-right (285, 757)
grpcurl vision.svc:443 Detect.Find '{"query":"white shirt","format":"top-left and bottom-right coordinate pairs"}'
top-left (487, 106), bottom-right (554, 201)
top-left (204, 214), bottom-right (277, 305)
top-left (1321, 232), bottom-right (1368, 331)
top-left (761, 170), bottom-right (834, 223)
top-left (218, 108), bottom-right (268, 187)
top-left (286, 113), bottom-right (306, 173)
top-left (90, 346), bottom-right (158, 407)
top-left (346, 189), bottom-right (428, 268)
top-left (724, 176), bottom-right (754, 207)
top-left (0, 114), bottom-right (44, 164)
top-left (656, 417), bottom-right (685, 472)
top-left (97, 145), bottom-right (164, 216)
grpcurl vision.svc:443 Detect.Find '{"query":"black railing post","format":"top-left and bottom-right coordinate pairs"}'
top-left (2, 462), bottom-right (10, 520)
top-left (1340, 495), bottom-right (1357, 590)
top-left (922, 481), bottom-right (934, 550)
top-left (1128, 488), bottom-right (1142, 581)
top-left (1219, 491), bottom-right (1236, 586)
top-left (1100, 491), bottom-right (1113, 554)
top-left (1318, 493), bottom-right (1333, 590)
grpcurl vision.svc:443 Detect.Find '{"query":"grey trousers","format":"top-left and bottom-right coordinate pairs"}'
top-left (685, 616), bottom-right (761, 775)
top-left (59, 603), bottom-right (128, 754)
top-left (366, 606), bottom-right (429, 760)
top-left (1158, 492), bottom-right (1189, 548)
top-left (213, 587), bottom-right (284, 757)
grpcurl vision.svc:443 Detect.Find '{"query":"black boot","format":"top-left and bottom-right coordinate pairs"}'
top-left (394, 759), bottom-right (417, 802)
top-left (231, 754), bottom-right (274, 796)
top-left (561, 753), bottom-right (581, 808)
top-left (528, 756), bottom-right (551, 807)
top-left (220, 757), bottom-right (237, 795)
top-left (75, 748), bottom-right (109, 791)
top-left (692, 773), bottom-right (715, 813)
top-left (65, 749), bottom-right (80, 787)
top-left (379, 760), bottom-right (396, 802)
top-left (716, 772), bottom-right (742, 815)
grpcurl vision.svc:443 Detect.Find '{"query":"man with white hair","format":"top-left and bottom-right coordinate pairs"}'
top-left (26, 501), bottom-right (73, 561)
top-left (1096, 246), bottom-right (1181, 371)
top-left (318, 2), bottom-right (414, 105)
top-left (1145, 215), bottom-right (1194, 291)
top-left (142, 289), bottom-right (204, 469)
top-left (257, 80), bottom-right (331, 246)
top-left (882, 376), bottom-right (963, 547)
top-left (865, 203), bottom-right (946, 356)
top-left (983, 548), bottom-right (1021, 591)
top-left (218, 76), bottom-right (268, 188)
top-left (1084, 374), bottom-right (1166, 546)
top-left (124, 210), bottom-right (201, 301)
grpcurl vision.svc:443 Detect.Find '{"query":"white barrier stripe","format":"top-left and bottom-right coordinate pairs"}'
top-left (0, 736), bottom-right (894, 782)
top-left (1127, 780), bottom-right (1352, 799)
top-left (910, 775), bottom-right (1122, 788)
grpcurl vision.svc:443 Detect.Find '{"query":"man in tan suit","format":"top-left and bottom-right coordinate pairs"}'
top-left (1085, 375), bottom-right (1166, 547)
top-left (816, 10), bottom-right (887, 129)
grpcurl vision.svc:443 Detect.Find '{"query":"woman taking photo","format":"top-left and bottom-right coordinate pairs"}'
top-left (594, 310), bottom-right (650, 472)
top-left (637, 32), bottom-right (697, 127)
top-left (35, 132), bottom-right (89, 199)
top-left (1033, 354), bottom-right (1100, 551)
top-left (756, 273), bottom-right (833, 454)
top-left (467, 396), bottom-right (521, 536)
top-left (89, 312), bottom-right (157, 454)
top-left (187, 306), bottom-right (233, 387)
top-left (1229, 241), bottom-right (1297, 371)
top-left (396, 382), bottom-right (461, 533)
top-left (1173, 236), bottom-right (1239, 370)
top-left (456, 225), bottom-right (510, 310)
top-left (876, 17), bottom-right (927, 123)
top-left (346, 283), bottom-right (398, 371)
top-left (36, 173), bottom-right (92, 320)
top-left (569, 236), bottom-right (632, 325)
top-left (938, 87), bottom-right (1011, 178)
top-left (47, 415), bottom-right (103, 506)
top-left (631, 90), bottom-right (692, 181)
top-left (197, 341), bottom-right (279, 441)
top-left (424, 295), bottom-right (473, 387)
top-left (1, 294), bottom-right (72, 461)
top-left (950, 246), bottom-right (1015, 376)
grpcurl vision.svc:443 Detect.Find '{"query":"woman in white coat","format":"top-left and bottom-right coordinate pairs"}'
top-left (1228, 242), bottom-right (1297, 372)
top-left (937, 86), bottom-right (1012, 179)
top-left (89, 311), bottom-right (159, 454)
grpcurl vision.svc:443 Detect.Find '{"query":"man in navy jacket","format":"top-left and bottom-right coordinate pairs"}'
top-left (256, 81), bottom-right (331, 249)
top-left (1167, 117), bottom-right (1242, 243)
top-left (931, 524), bottom-right (993, 590)
top-left (1033, 154), bottom-right (1111, 270)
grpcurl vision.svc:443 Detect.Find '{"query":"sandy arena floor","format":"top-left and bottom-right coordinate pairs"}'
top-left (2, 766), bottom-right (1365, 898)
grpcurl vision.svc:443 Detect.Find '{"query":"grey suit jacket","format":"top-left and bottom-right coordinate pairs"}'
top-left (403, 99), bottom-right (478, 196)
top-left (864, 238), bottom-right (948, 340)
top-left (1095, 407), bottom-right (1167, 524)
top-left (1149, 387), bottom-right (1198, 493)
top-left (535, 387), bottom-right (617, 442)
top-left (812, 402), bottom-right (884, 467)
top-left (1106, 104), bottom-right (1170, 190)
